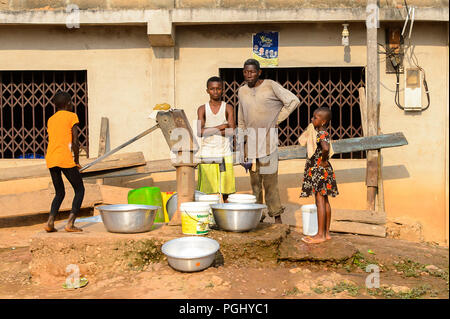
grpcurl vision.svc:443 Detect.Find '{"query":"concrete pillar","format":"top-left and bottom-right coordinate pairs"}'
top-left (147, 11), bottom-right (175, 108)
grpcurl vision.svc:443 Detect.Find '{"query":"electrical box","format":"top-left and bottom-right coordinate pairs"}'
top-left (385, 28), bottom-right (404, 73)
top-left (404, 68), bottom-right (422, 111)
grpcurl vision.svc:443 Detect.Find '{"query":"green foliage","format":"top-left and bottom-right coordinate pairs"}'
top-left (312, 286), bottom-right (324, 294)
top-left (284, 287), bottom-right (300, 296)
top-left (393, 259), bottom-right (424, 277)
top-left (123, 240), bottom-right (164, 271)
top-left (331, 282), bottom-right (360, 296)
top-left (366, 284), bottom-right (431, 299)
top-left (348, 251), bottom-right (379, 271)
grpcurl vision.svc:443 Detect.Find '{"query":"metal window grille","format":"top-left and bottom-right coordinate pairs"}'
top-left (0, 71), bottom-right (88, 159)
top-left (220, 67), bottom-right (366, 159)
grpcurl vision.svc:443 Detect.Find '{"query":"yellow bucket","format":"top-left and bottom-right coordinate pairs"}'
top-left (180, 202), bottom-right (211, 235)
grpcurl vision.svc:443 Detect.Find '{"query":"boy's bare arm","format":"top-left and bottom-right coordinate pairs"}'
top-left (197, 105), bottom-right (206, 137)
top-left (223, 104), bottom-right (235, 137)
top-left (71, 124), bottom-right (80, 165)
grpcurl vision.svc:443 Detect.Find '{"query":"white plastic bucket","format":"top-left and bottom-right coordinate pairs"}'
top-left (301, 204), bottom-right (318, 236)
top-left (197, 194), bottom-right (220, 226)
top-left (227, 194), bottom-right (257, 204)
top-left (180, 202), bottom-right (211, 235)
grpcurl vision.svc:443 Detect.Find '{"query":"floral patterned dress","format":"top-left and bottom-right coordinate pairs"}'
top-left (300, 130), bottom-right (339, 198)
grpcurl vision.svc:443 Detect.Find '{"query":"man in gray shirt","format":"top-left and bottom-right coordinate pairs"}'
top-left (238, 59), bottom-right (300, 223)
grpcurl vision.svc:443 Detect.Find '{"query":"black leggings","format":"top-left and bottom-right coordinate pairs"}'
top-left (49, 166), bottom-right (85, 218)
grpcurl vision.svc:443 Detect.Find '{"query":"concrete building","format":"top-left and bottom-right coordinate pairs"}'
top-left (0, 1), bottom-right (448, 244)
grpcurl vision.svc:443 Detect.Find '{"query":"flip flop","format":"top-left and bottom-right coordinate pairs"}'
top-left (301, 237), bottom-right (312, 243)
top-left (65, 226), bottom-right (83, 233)
top-left (302, 236), bottom-right (326, 244)
top-left (44, 226), bottom-right (58, 233)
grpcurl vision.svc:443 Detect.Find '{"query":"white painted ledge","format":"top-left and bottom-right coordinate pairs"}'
top-left (0, 7), bottom-right (448, 25)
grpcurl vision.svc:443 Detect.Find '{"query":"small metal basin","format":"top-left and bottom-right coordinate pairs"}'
top-left (161, 236), bottom-right (220, 272)
top-left (97, 204), bottom-right (160, 233)
top-left (211, 203), bottom-right (267, 232)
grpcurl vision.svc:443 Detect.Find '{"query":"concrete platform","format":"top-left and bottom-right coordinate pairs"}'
top-left (278, 230), bottom-right (358, 262)
top-left (29, 221), bottom-right (290, 280)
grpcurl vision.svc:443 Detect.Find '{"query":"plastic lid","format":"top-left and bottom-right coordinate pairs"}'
top-left (198, 194), bottom-right (220, 202)
top-left (180, 202), bottom-right (212, 209)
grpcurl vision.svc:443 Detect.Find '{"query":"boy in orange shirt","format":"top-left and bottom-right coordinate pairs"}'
top-left (45, 92), bottom-right (85, 232)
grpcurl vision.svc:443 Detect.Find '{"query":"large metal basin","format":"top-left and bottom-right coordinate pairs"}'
top-left (97, 204), bottom-right (160, 233)
top-left (161, 236), bottom-right (220, 272)
top-left (210, 203), bottom-right (267, 232)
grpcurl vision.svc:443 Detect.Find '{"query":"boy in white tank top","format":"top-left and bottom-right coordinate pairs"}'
top-left (196, 76), bottom-right (236, 201)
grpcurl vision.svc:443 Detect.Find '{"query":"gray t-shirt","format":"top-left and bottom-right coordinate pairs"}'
top-left (237, 79), bottom-right (300, 159)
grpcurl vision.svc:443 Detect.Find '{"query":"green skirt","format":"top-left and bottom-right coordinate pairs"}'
top-left (197, 155), bottom-right (236, 195)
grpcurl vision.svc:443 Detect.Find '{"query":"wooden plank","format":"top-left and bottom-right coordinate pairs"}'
top-left (99, 185), bottom-right (132, 205)
top-left (0, 152), bottom-right (146, 182)
top-left (332, 209), bottom-right (386, 225)
top-left (82, 132), bottom-right (408, 179)
top-left (83, 159), bottom-right (174, 179)
top-left (330, 221), bottom-right (386, 237)
top-left (359, 87), bottom-right (367, 137)
top-left (377, 149), bottom-right (385, 212)
top-left (366, 0), bottom-right (380, 211)
top-left (0, 184), bottom-right (102, 218)
top-left (79, 125), bottom-right (158, 172)
top-left (81, 152), bottom-right (145, 173)
top-left (366, 151), bottom-right (378, 186)
top-left (98, 117), bottom-right (109, 157)
top-left (332, 132), bottom-right (407, 154)
top-left (278, 132), bottom-right (408, 160)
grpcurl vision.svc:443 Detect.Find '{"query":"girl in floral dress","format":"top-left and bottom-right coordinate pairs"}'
top-left (300, 107), bottom-right (338, 244)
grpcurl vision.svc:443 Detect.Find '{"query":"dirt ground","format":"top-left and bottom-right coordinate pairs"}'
top-left (0, 222), bottom-right (448, 299)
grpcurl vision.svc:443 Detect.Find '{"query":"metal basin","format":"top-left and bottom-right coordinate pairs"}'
top-left (97, 204), bottom-right (160, 233)
top-left (165, 191), bottom-right (205, 220)
top-left (211, 203), bottom-right (267, 232)
top-left (161, 236), bottom-right (220, 272)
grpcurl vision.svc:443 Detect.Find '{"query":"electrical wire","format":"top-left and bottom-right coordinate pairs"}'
top-left (402, 0), bottom-right (430, 111)
top-left (379, 1), bottom-right (431, 111)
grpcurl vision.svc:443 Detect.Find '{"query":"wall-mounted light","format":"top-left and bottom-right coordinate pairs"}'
top-left (342, 24), bottom-right (349, 46)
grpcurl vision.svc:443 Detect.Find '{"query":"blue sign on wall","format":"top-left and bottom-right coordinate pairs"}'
top-left (252, 31), bottom-right (279, 67)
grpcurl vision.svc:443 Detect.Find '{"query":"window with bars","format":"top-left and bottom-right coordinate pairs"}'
top-left (220, 67), bottom-right (366, 159)
top-left (0, 71), bottom-right (88, 159)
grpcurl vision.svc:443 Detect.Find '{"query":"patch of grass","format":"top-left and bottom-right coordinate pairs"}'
top-left (331, 282), bottom-right (360, 297)
top-left (284, 287), bottom-right (300, 296)
top-left (428, 268), bottom-right (449, 282)
top-left (393, 259), bottom-right (424, 277)
top-left (393, 259), bottom-right (449, 283)
top-left (366, 284), bottom-right (431, 299)
top-left (346, 251), bottom-right (381, 272)
top-left (312, 286), bottom-right (325, 294)
top-left (205, 282), bottom-right (214, 288)
top-left (123, 240), bottom-right (164, 271)
top-left (399, 285), bottom-right (431, 299)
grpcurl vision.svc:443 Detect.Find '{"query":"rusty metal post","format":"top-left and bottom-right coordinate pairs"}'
top-left (156, 109), bottom-right (199, 226)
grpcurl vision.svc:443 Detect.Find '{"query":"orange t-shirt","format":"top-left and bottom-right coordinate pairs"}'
top-left (45, 110), bottom-right (79, 169)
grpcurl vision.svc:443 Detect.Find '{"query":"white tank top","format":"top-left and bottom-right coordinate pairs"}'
top-left (200, 101), bottom-right (232, 158)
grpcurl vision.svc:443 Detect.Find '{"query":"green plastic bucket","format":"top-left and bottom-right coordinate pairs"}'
top-left (127, 187), bottom-right (165, 226)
